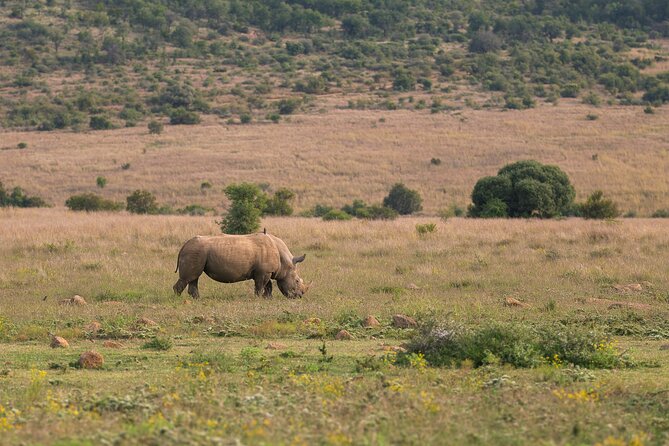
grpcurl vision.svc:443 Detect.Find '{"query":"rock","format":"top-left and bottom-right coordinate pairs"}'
top-left (504, 297), bottom-right (527, 308)
top-left (136, 317), bottom-right (158, 327)
top-left (613, 283), bottom-right (643, 293)
top-left (266, 342), bottom-right (287, 350)
top-left (392, 314), bottom-right (417, 329)
top-left (78, 350), bottom-right (104, 369)
top-left (335, 329), bottom-right (353, 340)
top-left (50, 336), bottom-right (69, 348)
top-left (60, 295), bottom-right (87, 306)
top-left (302, 317), bottom-right (321, 325)
top-left (659, 344), bottom-right (669, 351)
top-left (362, 315), bottom-right (381, 328)
top-left (103, 341), bottom-right (123, 349)
top-left (406, 283), bottom-right (420, 290)
top-left (85, 321), bottom-right (101, 333)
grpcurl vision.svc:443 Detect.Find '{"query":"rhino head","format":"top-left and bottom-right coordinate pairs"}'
top-left (276, 254), bottom-right (311, 298)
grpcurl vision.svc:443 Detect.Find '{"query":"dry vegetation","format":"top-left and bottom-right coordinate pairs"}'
top-left (0, 208), bottom-right (668, 444)
top-left (2, 102), bottom-right (669, 215)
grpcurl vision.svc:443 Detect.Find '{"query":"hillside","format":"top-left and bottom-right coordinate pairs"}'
top-left (0, 0), bottom-right (667, 131)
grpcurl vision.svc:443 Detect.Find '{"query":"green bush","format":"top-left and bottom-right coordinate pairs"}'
top-left (89, 115), bottom-right (114, 130)
top-left (177, 204), bottom-right (213, 216)
top-left (403, 320), bottom-right (631, 369)
top-left (277, 98), bottom-right (302, 115)
top-left (469, 160), bottom-right (575, 218)
top-left (126, 190), bottom-right (158, 214)
top-left (220, 183), bottom-right (266, 234)
top-left (383, 183), bottom-right (422, 215)
top-left (65, 193), bottom-right (123, 212)
top-left (264, 188), bottom-right (295, 216)
top-left (141, 337), bottom-right (172, 351)
top-left (652, 209), bottom-right (669, 218)
top-left (169, 107), bottom-right (201, 125)
top-left (579, 190), bottom-right (619, 219)
top-left (148, 120), bottom-right (164, 134)
top-left (322, 209), bottom-right (353, 221)
top-left (0, 182), bottom-right (47, 208)
top-left (96, 176), bottom-right (107, 189)
top-left (341, 199), bottom-right (398, 220)
top-left (468, 30), bottom-right (502, 53)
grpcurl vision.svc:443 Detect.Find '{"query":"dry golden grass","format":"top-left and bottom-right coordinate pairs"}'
top-left (2, 101), bottom-right (668, 215)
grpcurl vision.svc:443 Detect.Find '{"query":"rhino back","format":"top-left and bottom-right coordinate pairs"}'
top-left (202, 235), bottom-right (281, 282)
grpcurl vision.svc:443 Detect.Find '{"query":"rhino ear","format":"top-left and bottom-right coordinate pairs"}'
top-left (292, 254), bottom-right (306, 265)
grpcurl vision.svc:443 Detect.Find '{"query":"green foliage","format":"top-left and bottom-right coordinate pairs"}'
top-left (220, 183), bottom-right (265, 234)
top-left (580, 190), bottom-right (620, 219)
top-left (652, 209), bottom-right (669, 218)
top-left (469, 160), bottom-right (575, 218)
top-left (148, 120), bottom-right (164, 134)
top-left (0, 182), bottom-right (47, 208)
top-left (169, 107), bottom-right (201, 125)
top-left (322, 209), bottom-right (352, 221)
top-left (416, 223), bottom-right (437, 235)
top-left (277, 98), bottom-right (302, 115)
top-left (89, 115), bottom-right (115, 130)
top-left (176, 204), bottom-right (213, 216)
top-left (404, 321), bottom-right (631, 369)
top-left (392, 68), bottom-right (415, 92)
top-left (96, 176), bottom-right (107, 189)
top-left (264, 188), bottom-right (295, 216)
top-left (65, 193), bottom-right (123, 212)
top-left (240, 113), bottom-right (252, 124)
top-left (341, 199), bottom-right (398, 220)
top-left (469, 30), bottom-right (502, 53)
top-left (126, 190), bottom-right (158, 214)
top-left (383, 183), bottom-right (423, 215)
top-left (141, 337), bottom-right (173, 351)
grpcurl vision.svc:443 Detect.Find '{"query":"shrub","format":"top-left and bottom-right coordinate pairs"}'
top-left (469, 160), bottom-right (575, 218)
top-left (392, 69), bottom-right (415, 92)
top-left (148, 120), bottom-right (164, 134)
top-left (430, 158), bottom-right (442, 165)
top-left (89, 115), bottom-right (114, 130)
top-left (240, 113), bottom-right (252, 124)
top-left (469, 31), bottom-right (502, 53)
top-left (341, 199), bottom-right (398, 220)
top-left (579, 190), bottom-right (619, 219)
top-left (96, 176), bottom-right (107, 189)
top-left (17, 142), bottom-right (27, 149)
top-left (322, 209), bottom-right (352, 221)
top-left (219, 183), bottom-right (266, 234)
top-left (65, 193), bottom-right (123, 212)
top-left (311, 204), bottom-right (334, 217)
top-left (403, 320), bottom-right (630, 369)
top-left (277, 98), bottom-right (302, 115)
top-left (652, 209), bottom-right (669, 218)
top-left (126, 190), bottom-right (158, 214)
top-left (177, 204), bottom-right (213, 216)
top-left (416, 223), bottom-right (437, 235)
top-left (264, 188), bottom-right (295, 216)
top-left (0, 182), bottom-right (47, 208)
top-left (169, 107), bottom-right (201, 125)
top-left (383, 183), bottom-right (423, 215)
top-left (141, 337), bottom-right (172, 351)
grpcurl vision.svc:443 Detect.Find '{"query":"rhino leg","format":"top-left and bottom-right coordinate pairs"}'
top-left (187, 278), bottom-right (200, 299)
top-left (254, 273), bottom-right (272, 298)
top-left (173, 278), bottom-right (188, 296)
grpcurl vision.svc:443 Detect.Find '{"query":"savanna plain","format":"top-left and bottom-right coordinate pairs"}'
top-left (1, 107), bottom-right (669, 446)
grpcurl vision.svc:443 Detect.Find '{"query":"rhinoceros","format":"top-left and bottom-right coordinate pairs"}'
top-left (173, 232), bottom-right (309, 298)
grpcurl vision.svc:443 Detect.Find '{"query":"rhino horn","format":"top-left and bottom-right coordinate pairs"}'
top-left (292, 254), bottom-right (306, 265)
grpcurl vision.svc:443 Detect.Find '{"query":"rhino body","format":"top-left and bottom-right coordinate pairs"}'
top-left (173, 233), bottom-right (307, 298)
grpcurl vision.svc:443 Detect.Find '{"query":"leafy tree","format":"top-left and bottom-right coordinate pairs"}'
top-left (0, 182), bottom-right (47, 208)
top-left (264, 188), bottom-right (295, 216)
top-left (469, 160), bottom-right (575, 218)
top-left (580, 190), bottom-right (619, 219)
top-left (148, 120), bottom-right (164, 134)
top-left (66, 193), bottom-right (123, 212)
top-left (126, 190), bottom-right (158, 214)
top-left (220, 183), bottom-right (266, 234)
top-left (383, 183), bottom-right (422, 215)
top-left (469, 30), bottom-right (502, 53)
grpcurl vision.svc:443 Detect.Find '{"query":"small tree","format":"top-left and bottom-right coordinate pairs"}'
top-left (148, 120), bottom-right (164, 134)
top-left (383, 183), bottom-right (423, 215)
top-left (220, 183), bottom-right (266, 234)
top-left (126, 190), bottom-right (158, 214)
top-left (264, 188), bottom-right (295, 216)
top-left (580, 190), bottom-right (619, 219)
top-left (66, 193), bottom-right (123, 212)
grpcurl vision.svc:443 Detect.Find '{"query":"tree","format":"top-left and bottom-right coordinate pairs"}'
top-left (66, 193), bottom-right (122, 212)
top-left (264, 188), bottom-right (295, 216)
top-left (383, 183), bottom-right (422, 215)
top-left (469, 160), bottom-right (575, 218)
top-left (580, 190), bottom-right (619, 219)
top-left (126, 190), bottom-right (158, 214)
top-left (220, 183), bottom-right (266, 234)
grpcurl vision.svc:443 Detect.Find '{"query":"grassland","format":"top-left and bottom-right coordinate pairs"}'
top-left (0, 209), bottom-right (668, 445)
top-left (2, 102), bottom-right (669, 216)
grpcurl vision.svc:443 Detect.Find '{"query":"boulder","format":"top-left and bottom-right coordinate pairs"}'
top-left (335, 329), bottom-right (353, 340)
top-left (362, 315), bottom-right (381, 328)
top-left (78, 350), bottom-right (104, 369)
top-left (392, 314), bottom-right (417, 329)
top-left (50, 336), bottom-right (69, 348)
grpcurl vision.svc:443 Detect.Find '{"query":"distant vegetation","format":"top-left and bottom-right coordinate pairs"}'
top-left (0, 181), bottom-right (47, 208)
top-left (0, 1), bottom-right (667, 130)
top-left (469, 160), bottom-right (575, 218)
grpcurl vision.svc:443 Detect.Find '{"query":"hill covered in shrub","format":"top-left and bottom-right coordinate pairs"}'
top-left (0, 0), bottom-right (668, 130)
